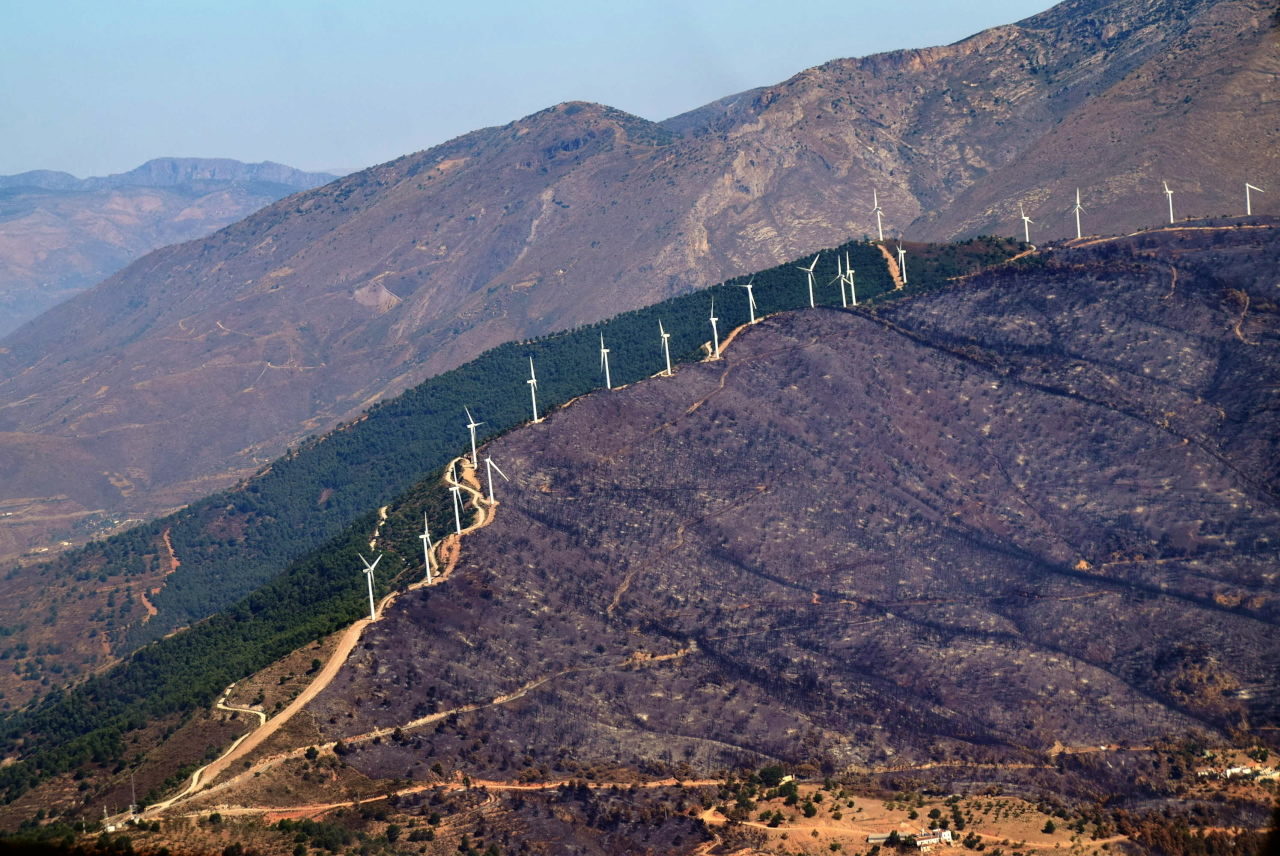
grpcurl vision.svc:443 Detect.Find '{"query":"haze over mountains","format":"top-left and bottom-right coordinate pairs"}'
top-left (0, 158), bottom-right (336, 337)
top-left (0, 0), bottom-right (1274, 564)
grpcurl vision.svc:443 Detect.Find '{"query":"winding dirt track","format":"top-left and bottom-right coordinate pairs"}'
top-left (146, 459), bottom-right (490, 816)
top-left (195, 777), bottom-right (721, 822)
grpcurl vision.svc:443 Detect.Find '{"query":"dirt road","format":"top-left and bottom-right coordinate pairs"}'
top-left (147, 458), bottom-right (494, 816)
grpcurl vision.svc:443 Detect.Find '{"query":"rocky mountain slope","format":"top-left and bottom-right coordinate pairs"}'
top-left (3, 221), bottom-right (1272, 853)
top-left (311, 227), bottom-right (1278, 787)
top-left (0, 158), bottom-right (336, 337)
top-left (0, 0), bottom-right (1275, 565)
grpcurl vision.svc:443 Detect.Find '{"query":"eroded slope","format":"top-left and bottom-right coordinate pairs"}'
top-left (306, 227), bottom-right (1279, 786)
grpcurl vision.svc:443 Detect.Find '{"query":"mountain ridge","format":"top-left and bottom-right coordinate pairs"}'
top-left (0, 0), bottom-right (1275, 575)
top-left (0, 157), bottom-right (337, 192)
top-left (0, 158), bottom-right (338, 340)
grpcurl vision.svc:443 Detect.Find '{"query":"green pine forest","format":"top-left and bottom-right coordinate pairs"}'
top-left (0, 235), bottom-right (1022, 805)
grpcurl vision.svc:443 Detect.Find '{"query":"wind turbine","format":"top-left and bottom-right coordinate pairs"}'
top-left (464, 407), bottom-right (483, 467)
top-left (599, 333), bottom-right (612, 389)
top-left (830, 256), bottom-right (847, 308)
top-left (419, 513), bottom-right (434, 584)
top-left (1072, 188), bottom-right (1085, 240)
top-left (484, 454), bottom-right (510, 504)
top-left (872, 189), bottom-right (885, 242)
top-left (896, 242), bottom-right (907, 286)
top-left (526, 357), bottom-right (540, 423)
top-left (450, 461), bottom-right (464, 535)
top-left (1163, 180), bottom-right (1175, 224)
top-left (359, 553), bottom-right (382, 621)
top-left (1020, 203), bottom-right (1034, 244)
top-left (659, 320), bottom-right (673, 376)
top-left (1246, 182), bottom-right (1264, 216)
top-left (738, 278), bottom-right (758, 324)
top-left (798, 254), bottom-right (820, 308)
top-left (846, 251), bottom-right (857, 306)
top-left (709, 298), bottom-right (720, 359)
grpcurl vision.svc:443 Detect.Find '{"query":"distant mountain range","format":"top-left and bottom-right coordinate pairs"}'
top-left (0, 158), bottom-right (337, 193)
top-left (0, 0), bottom-right (1275, 565)
top-left (0, 158), bottom-right (336, 337)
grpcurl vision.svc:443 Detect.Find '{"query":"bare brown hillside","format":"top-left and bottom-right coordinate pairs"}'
top-left (3, 224), bottom-right (1277, 854)
top-left (0, 0), bottom-right (1276, 561)
top-left (306, 225), bottom-right (1278, 791)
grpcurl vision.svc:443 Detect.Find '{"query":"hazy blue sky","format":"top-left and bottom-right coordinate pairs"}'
top-left (3, 0), bottom-right (1054, 177)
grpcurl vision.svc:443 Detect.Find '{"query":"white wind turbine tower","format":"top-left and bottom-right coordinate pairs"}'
top-left (359, 553), bottom-right (382, 621)
top-left (1020, 203), bottom-right (1034, 244)
top-left (1246, 182), bottom-right (1264, 216)
top-left (450, 461), bottom-right (464, 535)
top-left (738, 278), bottom-right (758, 324)
top-left (484, 454), bottom-right (510, 504)
top-left (464, 407), bottom-right (484, 466)
top-left (1163, 180), bottom-right (1175, 224)
top-left (846, 251), bottom-right (857, 306)
top-left (419, 513), bottom-right (434, 584)
top-left (709, 298), bottom-right (721, 360)
top-left (659, 320), bottom-right (673, 376)
top-left (1072, 188), bottom-right (1085, 240)
top-left (599, 333), bottom-right (612, 389)
top-left (526, 357), bottom-right (540, 423)
top-left (896, 242), bottom-right (908, 286)
top-left (798, 254), bottom-right (820, 308)
top-left (831, 256), bottom-right (847, 307)
top-left (872, 189), bottom-right (885, 242)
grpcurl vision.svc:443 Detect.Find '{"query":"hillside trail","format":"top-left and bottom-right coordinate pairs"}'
top-left (877, 243), bottom-right (905, 290)
top-left (1067, 221), bottom-right (1274, 251)
top-left (189, 645), bottom-right (697, 807)
top-left (187, 774), bottom-right (720, 822)
top-left (146, 458), bottom-right (493, 817)
top-left (138, 527), bottom-right (180, 623)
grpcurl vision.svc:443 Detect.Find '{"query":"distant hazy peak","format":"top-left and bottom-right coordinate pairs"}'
top-left (0, 158), bottom-right (337, 191)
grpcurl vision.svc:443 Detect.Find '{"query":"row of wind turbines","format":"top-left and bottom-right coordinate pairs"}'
top-left (872, 180), bottom-right (1268, 250)
top-left (356, 178), bottom-right (1274, 620)
top-left (1014, 181), bottom-right (1266, 243)
top-left (365, 246), bottom-right (869, 616)
top-left (358, 402), bottom-right (515, 621)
